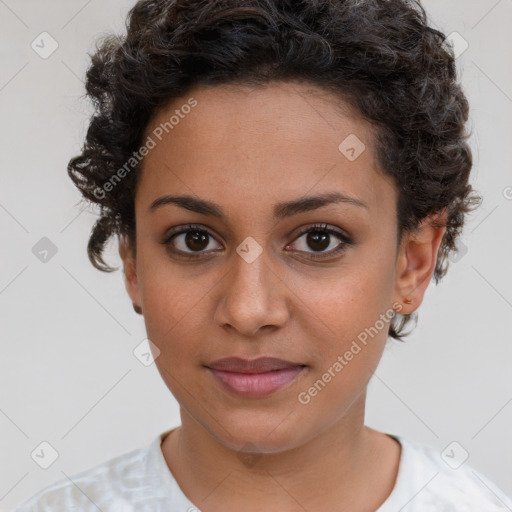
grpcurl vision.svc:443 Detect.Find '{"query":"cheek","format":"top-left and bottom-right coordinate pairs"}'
top-left (296, 259), bottom-right (395, 342)
top-left (136, 253), bottom-right (200, 352)
top-left (293, 272), bottom-right (393, 421)
top-left (290, 245), bottom-right (396, 391)
top-left (141, 273), bottom-right (209, 395)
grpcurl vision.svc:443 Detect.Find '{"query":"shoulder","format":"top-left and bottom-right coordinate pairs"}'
top-left (380, 435), bottom-right (512, 512)
top-left (12, 445), bottom-right (152, 512)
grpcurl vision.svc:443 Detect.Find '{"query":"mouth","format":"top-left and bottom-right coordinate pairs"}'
top-left (204, 357), bottom-right (307, 398)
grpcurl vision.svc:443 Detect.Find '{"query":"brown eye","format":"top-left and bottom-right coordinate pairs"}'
top-left (306, 231), bottom-right (330, 252)
top-left (287, 223), bottom-right (353, 259)
top-left (184, 230), bottom-right (209, 251)
top-left (162, 225), bottom-right (222, 258)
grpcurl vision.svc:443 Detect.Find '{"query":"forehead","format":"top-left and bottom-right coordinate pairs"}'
top-left (137, 81), bottom-right (396, 219)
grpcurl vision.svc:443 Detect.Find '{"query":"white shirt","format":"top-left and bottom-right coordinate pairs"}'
top-left (13, 428), bottom-right (512, 512)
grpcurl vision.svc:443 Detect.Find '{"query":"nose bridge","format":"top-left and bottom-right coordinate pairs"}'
top-left (214, 240), bottom-right (288, 335)
top-left (232, 243), bottom-right (270, 297)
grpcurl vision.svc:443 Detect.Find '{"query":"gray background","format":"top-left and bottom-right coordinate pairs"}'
top-left (1, 0), bottom-right (511, 510)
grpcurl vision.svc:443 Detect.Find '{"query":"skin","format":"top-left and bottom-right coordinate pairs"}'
top-left (119, 80), bottom-right (446, 511)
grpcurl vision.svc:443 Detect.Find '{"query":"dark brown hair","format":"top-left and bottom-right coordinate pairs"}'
top-left (68, 0), bottom-right (480, 339)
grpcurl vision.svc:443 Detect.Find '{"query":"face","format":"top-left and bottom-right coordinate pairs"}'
top-left (120, 81), bottom-right (437, 453)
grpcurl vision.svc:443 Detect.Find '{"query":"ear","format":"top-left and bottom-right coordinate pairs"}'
top-left (118, 234), bottom-right (142, 315)
top-left (394, 211), bottom-right (447, 314)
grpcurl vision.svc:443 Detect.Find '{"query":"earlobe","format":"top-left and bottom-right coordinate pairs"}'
top-left (394, 212), bottom-right (447, 313)
top-left (118, 234), bottom-right (143, 314)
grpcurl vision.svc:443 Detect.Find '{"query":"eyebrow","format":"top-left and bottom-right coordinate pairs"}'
top-left (149, 191), bottom-right (367, 219)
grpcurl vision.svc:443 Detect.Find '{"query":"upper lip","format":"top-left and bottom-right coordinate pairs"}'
top-left (205, 357), bottom-right (306, 374)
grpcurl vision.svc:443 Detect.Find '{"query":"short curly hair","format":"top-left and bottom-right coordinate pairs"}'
top-left (68, 0), bottom-right (480, 340)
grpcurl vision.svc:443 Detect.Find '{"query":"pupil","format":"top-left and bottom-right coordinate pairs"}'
top-left (307, 231), bottom-right (329, 251)
top-left (186, 231), bottom-right (208, 251)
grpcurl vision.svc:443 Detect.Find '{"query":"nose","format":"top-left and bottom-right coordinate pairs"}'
top-left (213, 245), bottom-right (290, 337)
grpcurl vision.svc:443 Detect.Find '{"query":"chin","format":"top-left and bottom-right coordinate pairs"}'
top-left (203, 411), bottom-right (313, 455)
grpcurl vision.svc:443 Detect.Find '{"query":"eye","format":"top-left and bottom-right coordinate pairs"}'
top-left (161, 222), bottom-right (353, 261)
top-left (286, 223), bottom-right (353, 260)
top-left (161, 224), bottom-right (222, 259)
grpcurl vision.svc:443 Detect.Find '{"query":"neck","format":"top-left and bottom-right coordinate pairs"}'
top-left (161, 390), bottom-right (400, 511)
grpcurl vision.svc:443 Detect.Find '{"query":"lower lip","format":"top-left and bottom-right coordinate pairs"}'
top-left (207, 366), bottom-right (305, 398)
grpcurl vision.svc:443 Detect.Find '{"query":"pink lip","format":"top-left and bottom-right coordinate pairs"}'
top-left (205, 357), bottom-right (306, 398)
top-left (207, 367), bottom-right (305, 398)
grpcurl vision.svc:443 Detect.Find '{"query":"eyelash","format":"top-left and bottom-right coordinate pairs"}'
top-left (161, 223), bottom-right (353, 261)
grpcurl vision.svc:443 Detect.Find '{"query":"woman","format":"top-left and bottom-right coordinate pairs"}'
top-left (14, 0), bottom-right (512, 510)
